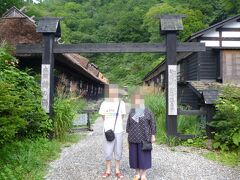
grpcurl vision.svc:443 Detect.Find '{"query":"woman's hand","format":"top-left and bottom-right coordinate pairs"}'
top-left (151, 135), bottom-right (156, 143)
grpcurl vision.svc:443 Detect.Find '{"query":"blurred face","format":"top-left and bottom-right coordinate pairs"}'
top-left (106, 84), bottom-right (119, 99)
top-left (132, 94), bottom-right (145, 108)
top-left (109, 87), bottom-right (119, 98)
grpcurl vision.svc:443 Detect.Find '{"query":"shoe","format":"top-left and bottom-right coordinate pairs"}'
top-left (102, 172), bottom-right (111, 178)
top-left (116, 172), bottom-right (124, 179)
top-left (133, 175), bottom-right (141, 180)
top-left (141, 176), bottom-right (147, 180)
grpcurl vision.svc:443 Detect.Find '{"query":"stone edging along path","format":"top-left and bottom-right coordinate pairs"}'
top-left (45, 116), bottom-right (240, 180)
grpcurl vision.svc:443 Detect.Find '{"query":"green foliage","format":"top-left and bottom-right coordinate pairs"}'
top-left (0, 134), bottom-right (81, 180)
top-left (0, 0), bottom-right (23, 16)
top-left (204, 150), bottom-right (240, 166)
top-left (0, 138), bottom-right (59, 180)
top-left (53, 96), bottom-right (86, 140)
top-left (166, 136), bottom-right (181, 147)
top-left (89, 53), bottom-right (162, 85)
top-left (163, 0), bottom-right (223, 24)
top-left (209, 86), bottom-right (240, 151)
top-left (0, 82), bottom-right (27, 145)
top-left (145, 93), bottom-right (167, 144)
top-left (178, 115), bottom-right (202, 135)
top-left (143, 3), bottom-right (207, 42)
top-left (145, 92), bottom-right (204, 145)
top-left (25, 0), bottom-right (162, 85)
top-left (181, 137), bottom-right (207, 148)
top-left (0, 45), bottom-right (51, 145)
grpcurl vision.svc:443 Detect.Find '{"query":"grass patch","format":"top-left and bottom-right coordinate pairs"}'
top-left (145, 93), bottom-right (166, 144)
top-left (203, 150), bottom-right (240, 166)
top-left (145, 92), bottom-right (203, 144)
top-left (0, 134), bottom-right (82, 180)
top-left (180, 137), bottom-right (207, 148)
top-left (178, 115), bottom-right (202, 135)
top-left (90, 112), bottom-right (100, 124)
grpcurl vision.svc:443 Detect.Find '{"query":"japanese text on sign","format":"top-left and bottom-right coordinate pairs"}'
top-left (41, 64), bottom-right (50, 113)
top-left (168, 65), bottom-right (177, 115)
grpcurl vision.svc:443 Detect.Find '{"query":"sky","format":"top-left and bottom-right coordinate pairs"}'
top-left (33, 0), bottom-right (40, 3)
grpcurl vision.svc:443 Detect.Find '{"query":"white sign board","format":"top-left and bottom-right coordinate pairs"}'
top-left (41, 64), bottom-right (51, 113)
top-left (73, 113), bottom-right (88, 126)
top-left (168, 65), bottom-right (177, 115)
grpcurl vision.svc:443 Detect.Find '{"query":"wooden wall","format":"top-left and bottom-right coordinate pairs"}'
top-left (186, 53), bottom-right (199, 80)
top-left (178, 84), bottom-right (200, 109)
top-left (199, 49), bottom-right (218, 80)
top-left (222, 50), bottom-right (240, 85)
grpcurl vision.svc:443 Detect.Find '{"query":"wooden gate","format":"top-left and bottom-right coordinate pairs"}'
top-left (16, 15), bottom-right (206, 138)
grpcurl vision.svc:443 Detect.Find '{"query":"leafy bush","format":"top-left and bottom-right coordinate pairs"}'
top-left (145, 93), bottom-right (167, 143)
top-left (210, 86), bottom-right (240, 151)
top-left (204, 150), bottom-right (240, 166)
top-left (145, 92), bottom-right (203, 144)
top-left (53, 96), bottom-right (86, 140)
top-left (0, 134), bottom-right (82, 180)
top-left (0, 138), bottom-right (60, 180)
top-left (0, 44), bottom-right (51, 144)
top-left (178, 114), bottom-right (202, 135)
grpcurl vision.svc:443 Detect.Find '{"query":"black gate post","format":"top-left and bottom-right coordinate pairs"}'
top-left (42, 33), bottom-right (55, 116)
top-left (160, 15), bottom-right (185, 137)
top-left (166, 32), bottom-right (178, 136)
top-left (36, 18), bottom-right (61, 119)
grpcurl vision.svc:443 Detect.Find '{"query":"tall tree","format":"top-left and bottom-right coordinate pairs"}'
top-left (0, 0), bottom-right (24, 16)
top-left (143, 3), bottom-right (207, 42)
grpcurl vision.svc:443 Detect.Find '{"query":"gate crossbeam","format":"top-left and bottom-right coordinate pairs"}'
top-left (16, 42), bottom-right (205, 54)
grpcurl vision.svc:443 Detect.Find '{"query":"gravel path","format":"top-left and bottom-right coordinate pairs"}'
top-left (45, 115), bottom-right (240, 180)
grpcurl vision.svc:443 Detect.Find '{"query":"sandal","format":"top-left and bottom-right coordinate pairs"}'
top-left (102, 172), bottom-right (111, 178)
top-left (133, 175), bottom-right (141, 180)
top-left (116, 172), bottom-right (124, 179)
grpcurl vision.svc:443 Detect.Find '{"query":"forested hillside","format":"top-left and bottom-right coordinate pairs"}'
top-left (2, 0), bottom-right (240, 85)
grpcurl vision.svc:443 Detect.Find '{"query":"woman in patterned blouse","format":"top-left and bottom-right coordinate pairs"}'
top-left (126, 90), bottom-right (156, 180)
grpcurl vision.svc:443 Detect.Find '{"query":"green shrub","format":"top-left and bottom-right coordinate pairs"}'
top-left (145, 93), bottom-right (203, 144)
top-left (0, 134), bottom-right (82, 180)
top-left (145, 93), bottom-right (167, 143)
top-left (0, 82), bottom-right (27, 144)
top-left (53, 96), bottom-right (86, 140)
top-left (0, 138), bottom-right (60, 180)
top-left (210, 86), bottom-right (240, 151)
top-left (0, 44), bottom-right (51, 144)
top-left (0, 138), bottom-right (59, 180)
top-left (178, 115), bottom-right (202, 135)
top-left (204, 150), bottom-right (240, 166)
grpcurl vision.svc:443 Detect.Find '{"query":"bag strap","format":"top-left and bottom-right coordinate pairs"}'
top-left (113, 100), bottom-right (121, 132)
top-left (142, 108), bottom-right (151, 142)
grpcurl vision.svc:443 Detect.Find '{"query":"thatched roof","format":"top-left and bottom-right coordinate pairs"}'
top-left (0, 7), bottom-right (42, 48)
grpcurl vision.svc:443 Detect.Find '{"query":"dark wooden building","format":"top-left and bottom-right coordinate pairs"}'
top-left (0, 7), bottom-right (108, 99)
top-left (143, 15), bottom-right (240, 110)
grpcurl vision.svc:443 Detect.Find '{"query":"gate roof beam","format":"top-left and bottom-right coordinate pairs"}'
top-left (16, 42), bottom-right (205, 54)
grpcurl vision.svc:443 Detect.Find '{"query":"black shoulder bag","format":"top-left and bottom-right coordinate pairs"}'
top-left (104, 101), bottom-right (121, 142)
